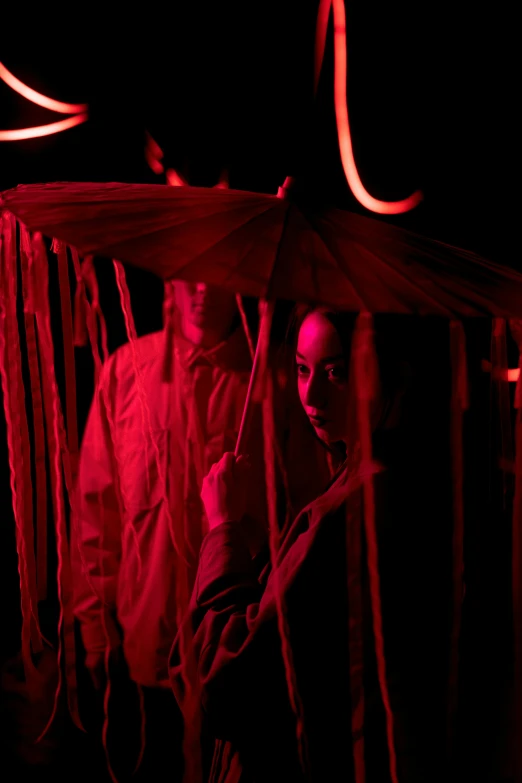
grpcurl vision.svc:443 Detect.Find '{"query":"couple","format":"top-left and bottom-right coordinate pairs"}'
top-left (170, 303), bottom-right (423, 782)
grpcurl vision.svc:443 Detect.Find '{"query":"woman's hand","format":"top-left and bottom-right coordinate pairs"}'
top-left (201, 452), bottom-right (251, 530)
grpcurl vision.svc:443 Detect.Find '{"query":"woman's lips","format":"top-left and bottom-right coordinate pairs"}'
top-left (309, 415), bottom-right (328, 427)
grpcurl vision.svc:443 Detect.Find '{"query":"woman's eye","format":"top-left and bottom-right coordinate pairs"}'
top-left (296, 364), bottom-right (308, 376)
top-left (327, 365), bottom-right (346, 380)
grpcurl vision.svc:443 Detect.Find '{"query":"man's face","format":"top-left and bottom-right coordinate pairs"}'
top-left (174, 281), bottom-right (238, 334)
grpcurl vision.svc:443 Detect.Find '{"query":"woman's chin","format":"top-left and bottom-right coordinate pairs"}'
top-left (313, 425), bottom-right (338, 445)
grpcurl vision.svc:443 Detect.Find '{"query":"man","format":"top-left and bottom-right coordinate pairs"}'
top-left (73, 281), bottom-right (259, 781)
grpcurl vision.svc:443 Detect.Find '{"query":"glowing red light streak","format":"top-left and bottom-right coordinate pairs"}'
top-left (331, 0), bottom-right (423, 214)
top-left (0, 114), bottom-right (88, 141)
top-left (0, 61), bottom-right (88, 141)
top-left (0, 61), bottom-right (87, 114)
top-left (481, 359), bottom-right (520, 382)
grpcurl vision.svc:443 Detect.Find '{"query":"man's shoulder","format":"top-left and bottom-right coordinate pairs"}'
top-left (101, 331), bottom-right (165, 385)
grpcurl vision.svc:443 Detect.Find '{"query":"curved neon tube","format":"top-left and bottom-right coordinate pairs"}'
top-left (332, 0), bottom-right (423, 214)
top-left (0, 61), bottom-right (88, 114)
top-left (0, 113), bottom-right (88, 141)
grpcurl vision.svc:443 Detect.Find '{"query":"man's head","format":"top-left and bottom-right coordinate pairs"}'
top-left (172, 281), bottom-right (238, 348)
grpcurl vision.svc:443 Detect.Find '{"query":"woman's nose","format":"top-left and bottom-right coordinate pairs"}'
top-left (304, 372), bottom-right (326, 408)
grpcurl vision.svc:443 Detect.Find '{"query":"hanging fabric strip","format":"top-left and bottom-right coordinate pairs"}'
top-left (491, 319), bottom-right (513, 499)
top-left (353, 312), bottom-right (398, 783)
top-left (82, 256), bottom-right (109, 363)
top-left (70, 249), bottom-right (103, 378)
top-left (511, 334), bottom-right (522, 783)
top-left (260, 307), bottom-right (312, 779)
top-left (0, 214), bottom-right (41, 692)
top-left (346, 488), bottom-right (366, 783)
top-left (53, 240), bottom-right (79, 482)
top-left (32, 233), bottom-right (83, 734)
top-left (20, 226), bottom-right (48, 602)
top-left (6, 217), bottom-right (42, 654)
top-left (447, 320), bottom-right (469, 758)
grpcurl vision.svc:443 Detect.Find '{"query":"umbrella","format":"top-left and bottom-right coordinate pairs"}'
top-left (1, 179), bottom-right (522, 318)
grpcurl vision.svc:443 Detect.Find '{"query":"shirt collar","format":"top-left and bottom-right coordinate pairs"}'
top-left (173, 326), bottom-right (253, 373)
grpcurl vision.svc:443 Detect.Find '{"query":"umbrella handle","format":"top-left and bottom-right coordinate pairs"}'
top-left (235, 299), bottom-right (274, 457)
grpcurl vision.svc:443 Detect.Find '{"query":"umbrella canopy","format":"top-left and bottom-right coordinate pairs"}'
top-left (1, 180), bottom-right (521, 318)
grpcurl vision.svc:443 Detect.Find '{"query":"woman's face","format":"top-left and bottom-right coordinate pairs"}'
top-left (296, 312), bottom-right (350, 446)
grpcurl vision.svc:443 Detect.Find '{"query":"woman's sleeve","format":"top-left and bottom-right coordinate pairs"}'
top-left (169, 520), bottom-right (301, 740)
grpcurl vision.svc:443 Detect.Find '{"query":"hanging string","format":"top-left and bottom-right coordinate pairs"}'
top-left (113, 259), bottom-right (197, 778)
top-left (236, 293), bottom-right (255, 361)
top-left (70, 250), bottom-right (103, 378)
top-left (31, 232), bottom-right (83, 738)
top-left (260, 300), bottom-right (312, 778)
top-left (491, 319), bottom-right (513, 498)
top-left (7, 218), bottom-right (43, 654)
top-left (53, 240), bottom-right (80, 481)
top-left (83, 257), bottom-right (109, 363)
top-left (346, 488), bottom-right (366, 783)
top-left (510, 320), bottom-right (522, 783)
top-left (0, 214), bottom-right (42, 692)
top-left (353, 312), bottom-right (398, 783)
top-left (447, 320), bottom-right (469, 759)
top-left (20, 226), bottom-right (48, 602)
top-left (69, 247), bottom-right (134, 594)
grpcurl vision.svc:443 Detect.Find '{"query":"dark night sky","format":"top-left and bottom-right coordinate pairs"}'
top-left (0, 2), bottom-right (516, 263)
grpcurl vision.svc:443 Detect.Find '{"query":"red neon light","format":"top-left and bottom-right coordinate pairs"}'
top-left (331, 0), bottom-right (423, 215)
top-left (0, 61), bottom-right (88, 141)
top-left (0, 114), bottom-right (88, 142)
top-left (481, 359), bottom-right (521, 382)
top-left (0, 61), bottom-right (87, 114)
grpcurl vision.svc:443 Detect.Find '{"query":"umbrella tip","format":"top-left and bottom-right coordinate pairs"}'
top-left (277, 176), bottom-right (295, 199)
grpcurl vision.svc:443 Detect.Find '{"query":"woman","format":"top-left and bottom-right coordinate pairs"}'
top-left (169, 306), bottom-right (419, 783)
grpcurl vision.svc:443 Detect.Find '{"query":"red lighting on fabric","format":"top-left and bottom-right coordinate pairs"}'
top-left (0, 61), bottom-right (88, 140)
top-left (353, 312), bottom-right (398, 783)
top-left (20, 228), bottom-right (49, 602)
top-left (330, 0), bottom-right (423, 215)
